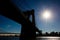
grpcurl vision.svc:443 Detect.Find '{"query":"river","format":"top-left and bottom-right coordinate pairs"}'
top-left (0, 36), bottom-right (60, 40)
top-left (36, 36), bottom-right (60, 40)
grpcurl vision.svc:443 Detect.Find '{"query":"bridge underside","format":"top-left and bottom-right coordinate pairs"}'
top-left (0, 0), bottom-right (40, 40)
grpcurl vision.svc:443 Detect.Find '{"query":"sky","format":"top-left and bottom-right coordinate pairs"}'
top-left (0, 0), bottom-right (60, 33)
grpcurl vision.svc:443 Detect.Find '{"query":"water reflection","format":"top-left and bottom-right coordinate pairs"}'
top-left (47, 38), bottom-right (59, 40)
top-left (37, 37), bottom-right (60, 40)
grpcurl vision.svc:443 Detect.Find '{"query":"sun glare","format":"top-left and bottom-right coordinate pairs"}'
top-left (42, 10), bottom-right (51, 19)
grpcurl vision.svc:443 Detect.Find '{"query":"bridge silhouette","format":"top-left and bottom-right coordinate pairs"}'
top-left (0, 0), bottom-right (41, 40)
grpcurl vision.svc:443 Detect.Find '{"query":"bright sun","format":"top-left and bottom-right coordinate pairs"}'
top-left (42, 10), bottom-right (51, 19)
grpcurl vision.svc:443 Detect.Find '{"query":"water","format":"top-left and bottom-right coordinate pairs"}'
top-left (0, 36), bottom-right (60, 40)
top-left (37, 36), bottom-right (60, 40)
top-left (0, 37), bottom-right (19, 40)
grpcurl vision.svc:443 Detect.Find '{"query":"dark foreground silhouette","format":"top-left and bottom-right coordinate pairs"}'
top-left (0, 0), bottom-right (40, 40)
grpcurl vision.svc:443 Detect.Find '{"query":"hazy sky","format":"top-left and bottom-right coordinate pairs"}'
top-left (0, 0), bottom-right (60, 33)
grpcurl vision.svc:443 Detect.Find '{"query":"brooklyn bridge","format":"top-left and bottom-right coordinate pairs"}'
top-left (0, 0), bottom-right (41, 40)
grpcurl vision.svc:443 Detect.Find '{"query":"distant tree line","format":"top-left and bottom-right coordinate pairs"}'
top-left (36, 30), bottom-right (60, 37)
